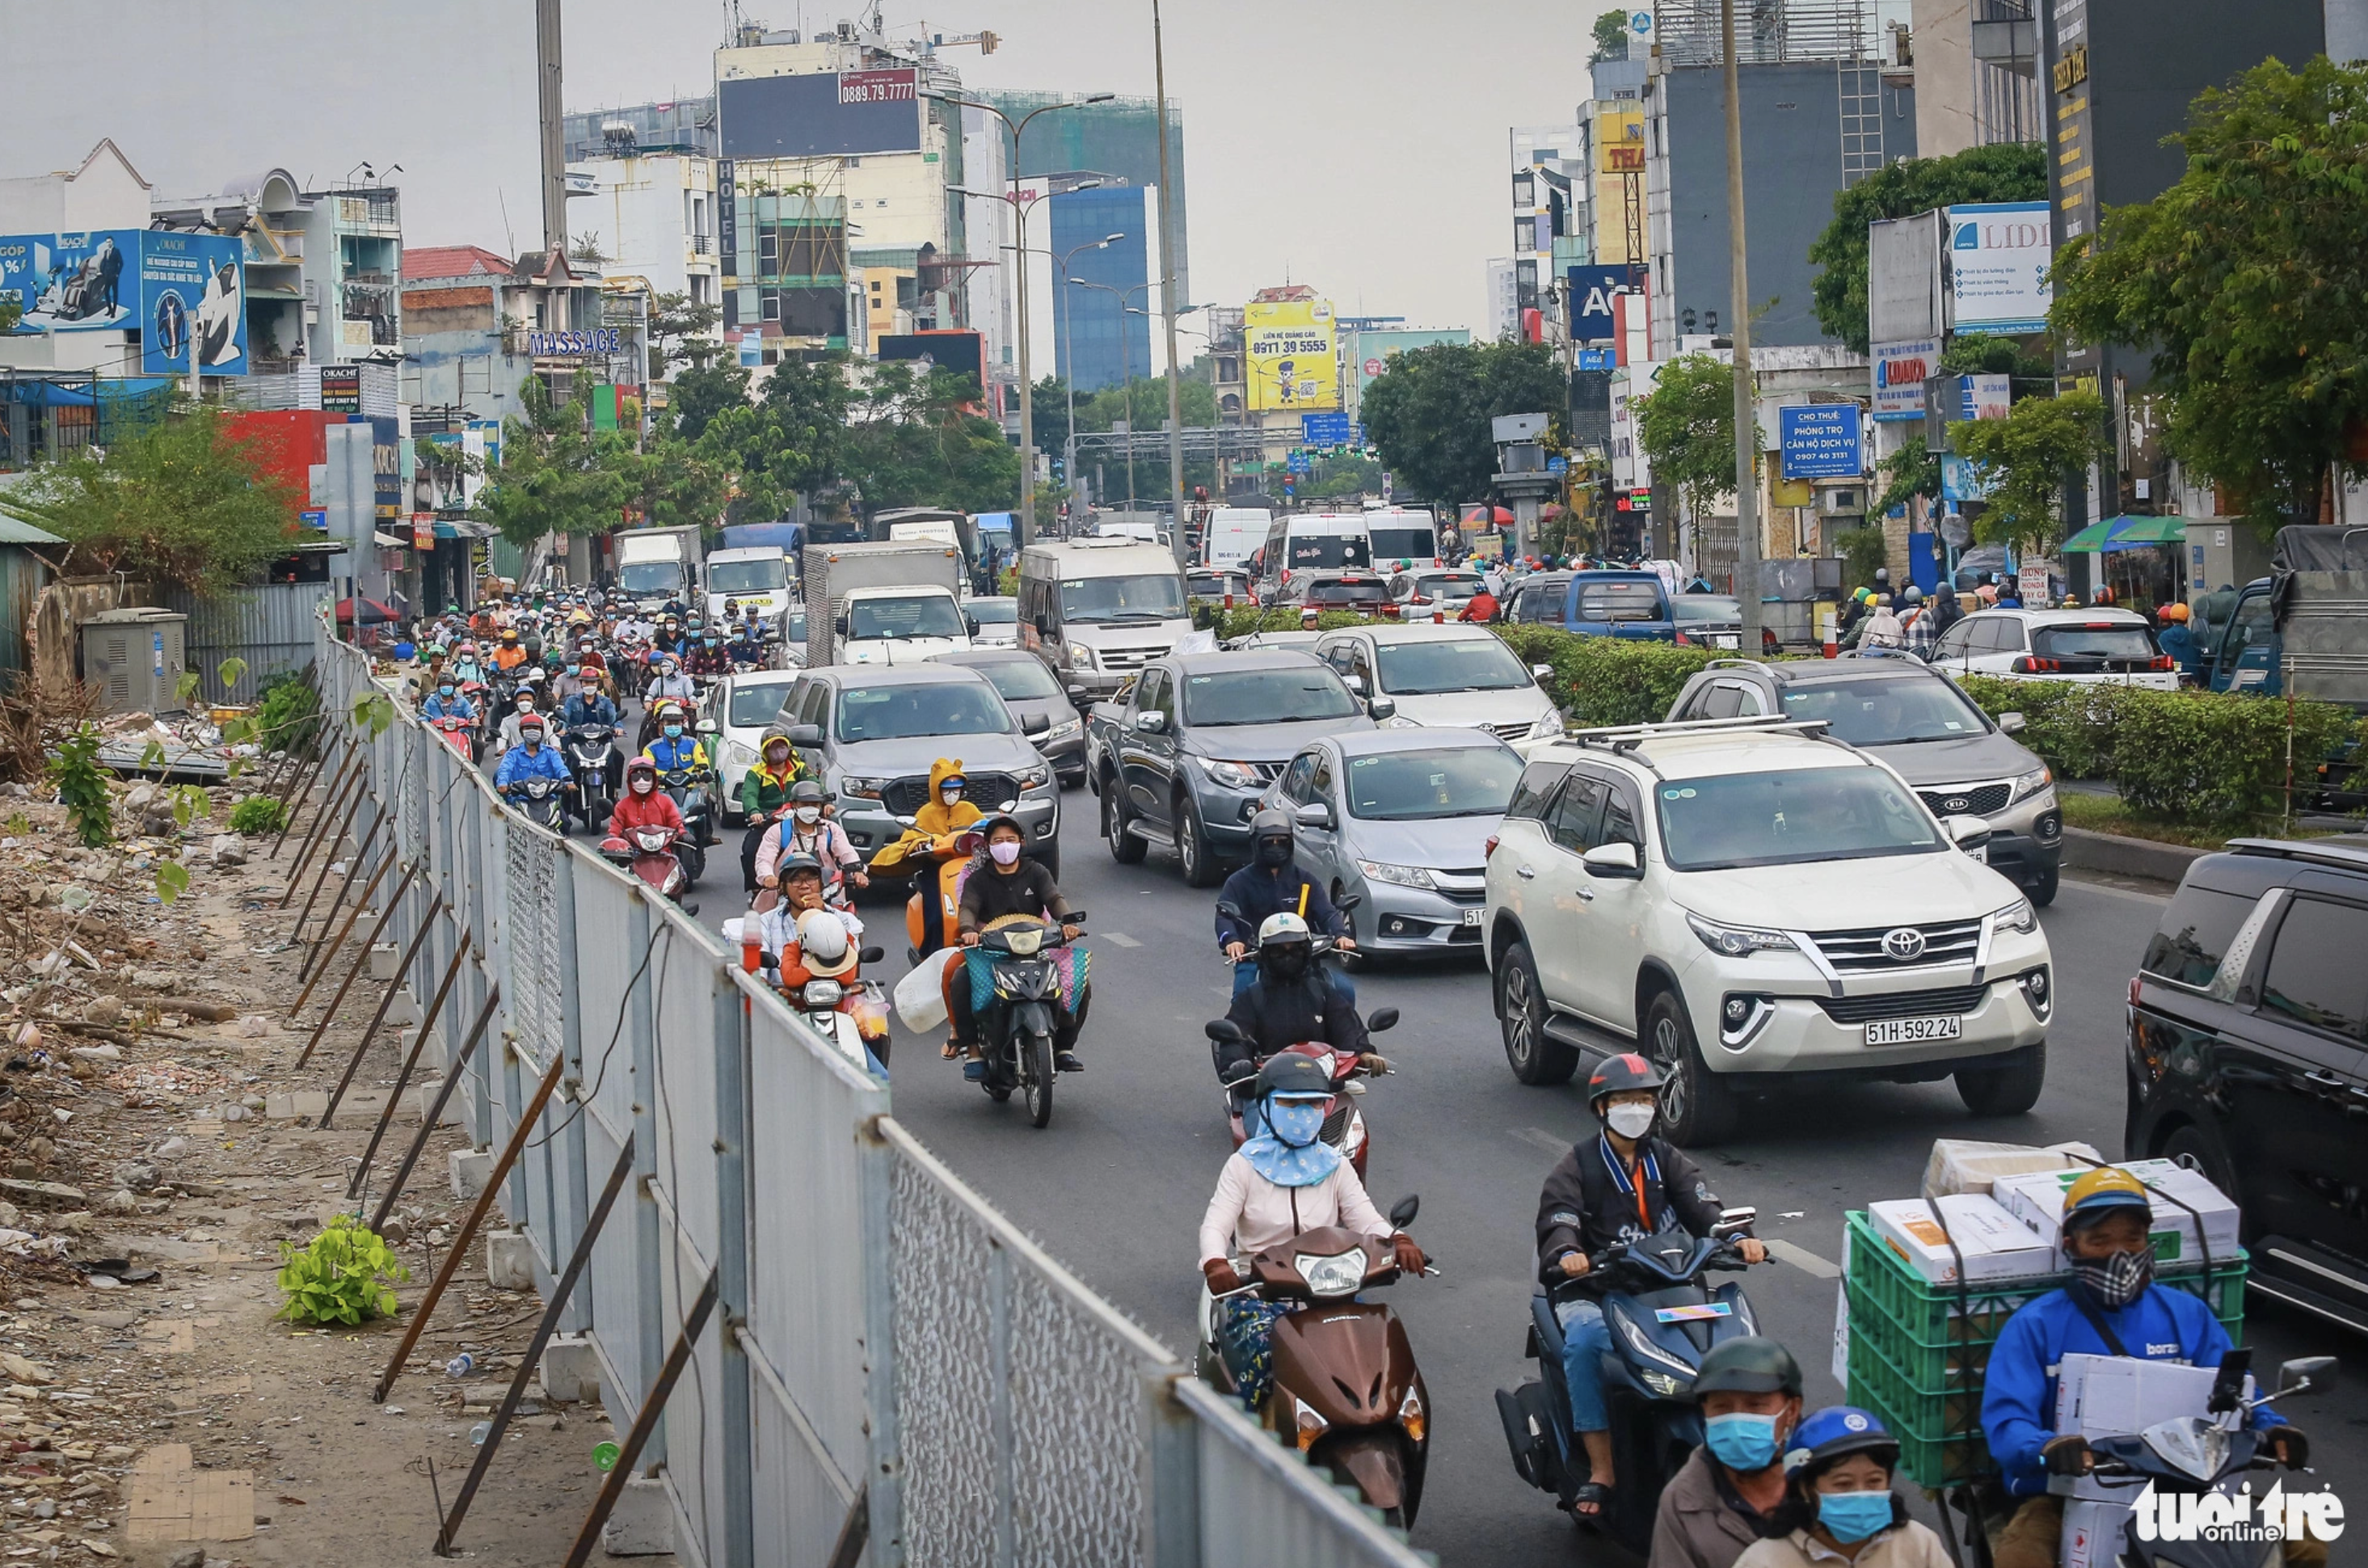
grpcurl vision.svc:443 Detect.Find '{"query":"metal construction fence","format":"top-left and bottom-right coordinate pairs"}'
top-left (310, 617), bottom-right (1430, 1568)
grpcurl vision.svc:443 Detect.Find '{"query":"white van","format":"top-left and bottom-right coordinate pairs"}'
top-left (703, 546), bottom-right (794, 624)
top-left (1017, 537), bottom-right (1191, 700)
top-left (1362, 506), bottom-right (1440, 569)
top-left (1254, 512), bottom-right (1373, 602)
top-left (1203, 507), bottom-right (1274, 568)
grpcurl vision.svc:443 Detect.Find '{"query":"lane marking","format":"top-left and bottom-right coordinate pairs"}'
top-left (1103, 931), bottom-right (1142, 948)
top-left (1763, 1237), bottom-right (1842, 1279)
top-left (1512, 1126), bottom-right (1574, 1157)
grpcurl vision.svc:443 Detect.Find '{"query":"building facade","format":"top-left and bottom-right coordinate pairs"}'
top-left (400, 245), bottom-right (643, 429)
top-left (567, 150), bottom-right (724, 373)
top-left (1049, 184), bottom-right (1158, 394)
top-left (1506, 123), bottom-right (1588, 339)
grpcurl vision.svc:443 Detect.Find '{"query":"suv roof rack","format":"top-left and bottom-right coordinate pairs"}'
top-left (1559, 714), bottom-right (1835, 774)
top-left (2226, 837), bottom-right (2368, 874)
top-left (1701, 658), bottom-right (1771, 673)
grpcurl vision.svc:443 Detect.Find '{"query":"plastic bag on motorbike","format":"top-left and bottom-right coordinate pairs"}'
top-left (893, 945), bottom-right (963, 1032)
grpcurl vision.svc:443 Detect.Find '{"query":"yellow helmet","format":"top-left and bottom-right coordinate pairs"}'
top-left (2063, 1165), bottom-right (2152, 1231)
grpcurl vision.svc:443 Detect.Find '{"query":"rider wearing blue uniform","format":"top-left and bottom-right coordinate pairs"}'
top-left (493, 717), bottom-right (573, 792)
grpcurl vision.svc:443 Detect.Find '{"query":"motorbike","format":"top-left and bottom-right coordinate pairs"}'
top-left (1204, 1010), bottom-right (1398, 1179)
top-left (504, 775), bottom-right (569, 832)
top-left (658, 767), bottom-right (716, 883)
top-left (1199, 1193), bottom-right (1434, 1526)
top-left (1494, 1214), bottom-right (1764, 1556)
top-left (601, 822), bottom-right (696, 908)
top-left (965, 912), bottom-right (1087, 1128)
top-left (565, 723), bottom-right (619, 828)
top-left (429, 714), bottom-right (474, 757)
top-left (769, 945), bottom-right (892, 1067)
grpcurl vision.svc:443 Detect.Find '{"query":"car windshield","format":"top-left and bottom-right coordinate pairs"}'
top-left (1283, 535), bottom-right (1372, 571)
top-left (969, 600), bottom-right (1018, 625)
top-left (1776, 676), bottom-right (1990, 744)
top-left (786, 610), bottom-right (807, 641)
top-left (1367, 526), bottom-right (1435, 562)
top-left (1059, 573), bottom-right (1187, 623)
top-left (618, 562), bottom-right (680, 594)
top-left (1655, 766), bottom-right (1945, 870)
top-left (1672, 596), bottom-right (1741, 624)
top-left (849, 594), bottom-right (966, 640)
top-left (2033, 624), bottom-right (2155, 660)
top-left (971, 659), bottom-right (1063, 702)
top-left (1344, 746), bottom-right (1523, 820)
top-left (1374, 636), bottom-right (1535, 694)
top-left (708, 558), bottom-right (785, 593)
top-left (834, 681), bottom-right (1010, 742)
top-left (728, 680), bottom-right (798, 728)
top-left (1181, 667), bottom-right (1361, 726)
top-left (1574, 581), bottom-right (1666, 622)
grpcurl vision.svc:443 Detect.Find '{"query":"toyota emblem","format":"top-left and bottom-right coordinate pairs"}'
top-left (1881, 927), bottom-right (1927, 962)
top-left (1942, 795), bottom-right (1971, 813)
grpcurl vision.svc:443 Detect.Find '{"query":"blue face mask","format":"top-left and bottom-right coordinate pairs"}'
top-left (1704, 1413), bottom-right (1783, 1472)
top-left (664, 724), bottom-right (683, 739)
top-left (1817, 1490), bottom-right (1894, 1543)
top-left (438, 685), bottom-right (454, 698)
top-left (1266, 1099), bottom-right (1326, 1149)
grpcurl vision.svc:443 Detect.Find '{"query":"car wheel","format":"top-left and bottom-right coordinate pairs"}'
top-left (1644, 990), bottom-right (1736, 1144)
top-left (1498, 941), bottom-right (1577, 1086)
top-left (1105, 775), bottom-right (1146, 864)
top-left (1178, 793), bottom-right (1220, 887)
top-left (1956, 1043), bottom-right (2046, 1117)
top-left (2026, 863), bottom-right (2059, 907)
top-left (2159, 1122), bottom-right (2238, 1203)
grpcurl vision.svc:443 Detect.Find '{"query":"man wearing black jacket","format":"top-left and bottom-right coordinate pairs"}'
top-left (1214, 808), bottom-right (1356, 999)
top-left (957, 816), bottom-right (1086, 1071)
top-left (1215, 913), bottom-right (1380, 1090)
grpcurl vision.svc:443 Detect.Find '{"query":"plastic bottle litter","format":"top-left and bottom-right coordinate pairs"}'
top-left (470, 1421), bottom-right (492, 1447)
top-left (445, 1352), bottom-right (475, 1379)
top-left (593, 1441), bottom-right (620, 1473)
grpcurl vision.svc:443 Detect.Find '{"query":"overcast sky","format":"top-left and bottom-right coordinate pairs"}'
top-left (10, 0), bottom-right (1607, 329)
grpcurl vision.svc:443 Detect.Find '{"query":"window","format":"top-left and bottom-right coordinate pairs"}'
top-left (1776, 676), bottom-right (1990, 744)
top-left (2258, 899), bottom-right (2368, 1040)
top-left (1320, 639), bottom-right (1356, 676)
top-left (1136, 668), bottom-right (1170, 715)
top-left (1506, 761), bottom-right (1571, 821)
top-left (2141, 885), bottom-right (2261, 988)
top-left (1574, 581), bottom-right (1666, 622)
top-left (2033, 624), bottom-right (2156, 661)
top-left (1547, 773), bottom-right (1608, 854)
top-left (1654, 766), bottom-right (1945, 870)
top-left (1979, 618), bottom-right (2026, 653)
top-left (1935, 622), bottom-right (1974, 659)
top-left (1281, 752), bottom-right (1320, 805)
top-left (971, 658), bottom-right (1060, 702)
top-left (1179, 668), bottom-right (1360, 727)
top-left (1372, 636), bottom-right (1532, 694)
top-left (1602, 784), bottom-right (1642, 849)
top-left (1700, 684), bottom-right (1747, 719)
top-left (728, 679), bottom-right (799, 728)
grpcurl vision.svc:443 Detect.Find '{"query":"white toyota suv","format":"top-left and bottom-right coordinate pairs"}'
top-left (1481, 715), bottom-right (2052, 1143)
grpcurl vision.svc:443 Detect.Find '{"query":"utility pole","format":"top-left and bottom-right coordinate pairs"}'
top-left (1722, 0), bottom-right (1763, 649)
top-left (1153, 0), bottom-right (1190, 568)
top-left (535, 0), bottom-right (567, 254)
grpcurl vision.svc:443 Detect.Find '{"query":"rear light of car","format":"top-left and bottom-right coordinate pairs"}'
top-left (1673, 632), bottom-right (1692, 647)
top-left (2150, 655), bottom-right (2174, 671)
top-left (2129, 975), bottom-right (2141, 1008)
top-left (2011, 655), bottom-right (2062, 673)
top-left (1484, 833), bottom-right (1500, 861)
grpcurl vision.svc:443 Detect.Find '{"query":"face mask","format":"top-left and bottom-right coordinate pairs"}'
top-left (1605, 1102), bottom-right (1657, 1140)
top-left (438, 685), bottom-right (454, 698)
top-left (988, 841), bottom-right (1021, 866)
top-left (1257, 838), bottom-right (1293, 868)
top-left (1266, 1100), bottom-right (1326, 1149)
top-left (765, 748), bottom-right (789, 767)
top-left (521, 731), bottom-right (543, 747)
top-left (517, 702), bottom-right (535, 714)
top-left (1704, 1412), bottom-right (1783, 1473)
top-left (2069, 1243), bottom-right (2153, 1311)
top-left (794, 806), bottom-right (822, 825)
top-left (1265, 945), bottom-right (1309, 982)
top-left (1817, 1491), bottom-right (1895, 1544)
top-left (632, 778), bottom-right (654, 795)
top-left (664, 724), bottom-right (683, 740)
top-left (942, 787), bottom-right (963, 804)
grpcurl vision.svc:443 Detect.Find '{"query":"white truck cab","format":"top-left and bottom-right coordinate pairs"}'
top-left (704, 546), bottom-right (794, 625)
top-left (1017, 537), bottom-right (1191, 699)
top-left (841, 583), bottom-right (974, 665)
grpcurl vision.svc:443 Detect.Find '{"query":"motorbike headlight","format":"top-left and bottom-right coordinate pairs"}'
top-left (1004, 926), bottom-right (1044, 957)
top-left (1294, 1249), bottom-right (1367, 1299)
top-left (1609, 1302), bottom-right (1700, 1380)
top-left (1068, 643), bottom-right (1098, 670)
top-left (1532, 708), bottom-right (1565, 738)
top-left (1685, 913), bottom-right (1797, 958)
top-left (1205, 759), bottom-right (1261, 790)
top-left (1356, 858), bottom-right (1438, 891)
top-left (840, 775), bottom-right (887, 800)
top-left (799, 979), bottom-right (845, 1008)
top-left (2012, 765), bottom-right (2054, 804)
top-left (1044, 718), bottom-right (1083, 741)
top-left (1641, 1369), bottom-right (1688, 1398)
top-left (1993, 898), bottom-right (2038, 936)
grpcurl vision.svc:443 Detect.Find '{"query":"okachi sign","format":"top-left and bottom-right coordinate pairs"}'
top-left (0, 229), bottom-right (247, 375)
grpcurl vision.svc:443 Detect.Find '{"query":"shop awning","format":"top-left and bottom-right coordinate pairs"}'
top-left (2063, 515), bottom-right (2188, 552)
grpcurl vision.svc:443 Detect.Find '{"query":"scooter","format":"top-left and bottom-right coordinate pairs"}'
top-left (966, 913), bottom-right (1087, 1129)
top-left (1204, 1010), bottom-right (1398, 1179)
top-left (1199, 1194), bottom-right (1434, 1527)
top-left (429, 714), bottom-right (473, 757)
top-left (565, 723), bottom-right (619, 828)
top-left (504, 776), bottom-right (569, 832)
top-left (658, 767), bottom-right (715, 883)
top-left (899, 826), bottom-right (987, 962)
top-left (1494, 1214), bottom-right (1764, 1556)
top-left (601, 823), bottom-right (696, 909)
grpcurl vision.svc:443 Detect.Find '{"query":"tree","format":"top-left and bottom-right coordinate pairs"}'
top-left (1634, 354), bottom-right (1750, 531)
top-left (2050, 56), bottom-right (2368, 526)
top-left (693, 352), bottom-right (851, 523)
top-left (1361, 340), bottom-right (1567, 506)
top-left (1873, 335), bottom-right (2055, 517)
top-left (646, 290), bottom-right (724, 379)
top-left (0, 296), bottom-right (19, 335)
top-left (1031, 374), bottom-right (1071, 467)
top-left (838, 365), bottom-right (1019, 518)
top-left (569, 231), bottom-right (609, 263)
top-left (1591, 9), bottom-right (1631, 62)
top-left (472, 373), bottom-right (628, 549)
top-left (11, 398), bottom-right (301, 592)
top-left (1074, 373), bottom-right (1222, 503)
top-left (1950, 390), bottom-right (2112, 551)
top-left (667, 362), bottom-right (750, 445)
top-left (1808, 142), bottom-right (2047, 352)
top-left (611, 432), bottom-right (729, 534)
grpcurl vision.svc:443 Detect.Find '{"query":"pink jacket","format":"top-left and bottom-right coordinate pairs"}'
top-left (755, 817), bottom-right (861, 886)
top-left (1198, 1152), bottom-right (1393, 1267)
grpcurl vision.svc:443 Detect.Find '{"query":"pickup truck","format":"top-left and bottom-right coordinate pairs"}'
top-left (2205, 524), bottom-right (2367, 803)
top-left (1085, 647), bottom-right (1384, 886)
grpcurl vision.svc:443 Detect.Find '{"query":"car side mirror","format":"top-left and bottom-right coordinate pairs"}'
top-left (1944, 814), bottom-right (1988, 845)
top-left (1295, 800), bottom-right (1334, 830)
top-left (1342, 672), bottom-right (1367, 695)
top-left (2273, 1356), bottom-right (2337, 1399)
top-left (1034, 615), bottom-right (1054, 637)
top-left (834, 614), bottom-right (850, 635)
top-left (966, 617), bottom-right (980, 637)
top-left (1133, 710), bottom-right (1168, 733)
top-left (1367, 697), bottom-right (1397, 721)
top-left (1582, 841), bottom-right (1643, 879)
top-left (1998, 711), bottom-right (2027, 736)
top-left (1386, 1195), bottom-right (1420, 1229)
top-left (1066, 685), bottom-right (1091, 706)
top-left (786, 723), bottom-right (823, 748)
top-left (1367, 1006), bottom-right (1399, 1033)
top-left (1204, 1018), bottom-right (1248, 1044)
top-left (1532, 664), bottom-right (1554, 682)
top-left (1021, 711), bottom-right (1051, 736)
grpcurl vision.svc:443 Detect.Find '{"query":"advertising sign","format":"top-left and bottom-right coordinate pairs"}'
top-left (318, 365), bottom-right (362, 415)
top-left (1566, 264), bottom-right (1636, 343)
top-left (1245, 298), bottom-right (1338, 411)
top-left (525, 327), bottom-right (625, 357)
top-left (138, 230), bottom-right (246, 375)
top-left (1966, 373), bottom-right (2012, 421)
top-left (1871, 337), bottom-right (1940, 422)
top-left (838, 68), bottom-right (918, 105)
top-left (1940, 453), bottom-right (1996, 503)
top-left (0, 229), bottom-right (144, 333)
top-left (1947, 203), bottom-right (2052, 335)
top-left (718, 71), bottom-right (924, 158)
top-left (1779, 404), bottom-right (1864, 480)
top-left (1591, 107), bottom-right (1647, 265)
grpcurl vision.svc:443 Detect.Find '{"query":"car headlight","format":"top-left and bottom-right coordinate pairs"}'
top-left (1357, 858), bottom-right (1438, 891)
top-left (720, 738), bottom-right (758, 771)
top-left (1294, 1249), bottom-right (1367, 1299)
top-left (840, 775), bottom-right (887, 800)
top-left (1685, 912), bottom-right (1797, 957)
top-left (1382, 712), bottom-right (1422, 729)
top-left (1532, 709), bottom-right (1565, 737)
top-left (1993, 898), bottom-right (2038, 936)
top-left (1068, 643), bottom-right (1098, 670)
top-left (1013, 763), bottom-right (1051, 791)
top-left (1205, 759), bottom-right (1261, 790)
top-left (2011, 765), bottom-right (2053, 803)
top-left (1045, 718), bottom-right (1083, 740)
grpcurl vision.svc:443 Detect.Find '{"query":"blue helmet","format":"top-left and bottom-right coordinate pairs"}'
top-left (1783, 1406), bottom-right (1898, 1473)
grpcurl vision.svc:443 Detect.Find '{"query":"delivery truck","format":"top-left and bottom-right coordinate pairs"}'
top-left (612, 525), bottom-right (705, 609)
top-left (803, 539), bottom-right (971, 666)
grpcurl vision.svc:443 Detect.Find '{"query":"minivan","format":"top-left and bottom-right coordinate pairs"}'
top-left (1017, 537), bottom-right (1193, 703)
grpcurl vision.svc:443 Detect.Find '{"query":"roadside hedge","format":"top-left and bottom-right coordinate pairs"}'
top-left (1493, 625), bottom-right (1720, 728)
top-left (1957, 675), bottom-right (2366, 828)
top-left (1192, 603), bottom-right (1376, 639)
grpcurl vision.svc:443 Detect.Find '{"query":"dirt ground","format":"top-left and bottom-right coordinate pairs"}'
top-left (0, 774), bottom-right (655, 1567)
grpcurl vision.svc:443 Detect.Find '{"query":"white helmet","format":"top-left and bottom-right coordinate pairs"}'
top-left (794, 909), bottom-right (857, 977)
top-left (1256, 912), bottom-right (1313, 947)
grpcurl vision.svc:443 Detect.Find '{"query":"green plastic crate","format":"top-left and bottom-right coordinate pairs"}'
top-left (1848, 1327), bottom-right (1995, 1487)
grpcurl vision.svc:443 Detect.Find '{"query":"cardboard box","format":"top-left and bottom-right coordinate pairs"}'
top-left (1922, 1138), bottom-right (2105, 1200)
top-left (1868, 1194), bottom-right (2060, 1285)
top-left (2060, 1497), bottom-right (2134, 1568)
top-left (2051, 1352), bottom-right (2246, 1501)
top-left (1993, 1159), bottom-right (2242, 1265)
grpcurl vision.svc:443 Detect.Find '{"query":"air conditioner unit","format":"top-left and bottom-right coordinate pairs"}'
top-left (78, 609), bottom-right (189, 716)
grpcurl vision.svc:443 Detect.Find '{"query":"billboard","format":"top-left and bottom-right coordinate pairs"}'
top-left (1351, 328), bottom-right (1468, 392)
top-left (0, 230), bottom-right (141, 332)
top-left (1779, 404), bottom-right (1864, 479)
top-left (0, 230), bottom-right (246, 374)
top-left (878, 330), bottom-right (988, 390)
top-left (1871, 337), bottom-right (1940, 422)
top-left (718, 70), bottom-right (923, 159)
top-left (1946, 203), bottom-right (2052, 335)
top-left (1245, 298), bottom-right (1337, 411)
top-left (1566, 264), bottom-right (1637, 343)
top-left (1591, 106), bottom-right (1647, 266)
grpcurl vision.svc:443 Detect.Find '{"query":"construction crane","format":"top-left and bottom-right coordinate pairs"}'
top-left (904, 21), bottom-right (1000, 55)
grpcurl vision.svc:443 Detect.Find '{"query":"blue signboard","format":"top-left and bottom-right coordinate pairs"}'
top-left (1940, 453), bottom-right (1995, 504)
top-left (0, 230), bottom-right (246, 375)
top-left (1287, 451), bottom-right (1313, 474)
top-left (1576, 347), bottom-right (1616, 373)
top-left (1779, 404), bottom-right (1864, 480)
top-left (1300, 411), bottom-right (1353, 448)
top-left (1565, 264), bottom-right (1634, 343)
top-left (0, 230), bottom-right (141, 333)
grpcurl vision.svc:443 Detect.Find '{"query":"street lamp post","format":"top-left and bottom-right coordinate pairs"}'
top-left (938, 91), bottom-right (1115, 547)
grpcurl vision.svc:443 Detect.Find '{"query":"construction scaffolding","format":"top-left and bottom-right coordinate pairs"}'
top-left (1655, 0), bottom-right (1877, 67)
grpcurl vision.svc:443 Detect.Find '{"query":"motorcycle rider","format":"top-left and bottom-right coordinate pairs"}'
top-left (1648, 1338), bottom-right (1803, 1568)
top-left (1732, 1407), bottom-right (1952, 1568)
top-left (1215, 807), bottom-right (1357, 1000)
top-left (495, 683), bottom-right (549, 754)
top-left (493, 712), bottom-right (573, 809)
top-left (1980, 1166), bottom-right (2315, 1568)
top-left (421, 679), bottom-right (477, 723)
top-left (642, 703), bottom-right (715, 845)
top-left (1536, 1055), bottom-right (1768, 1520)
top-left (954, 815), bottom-right (1085, 1072)
top-left (492, 626), bottom-right (529, 672)
top-left (755, 779), bottom-right (866, 905)
top-left (646, 653), bottom-right (697, 710)
top-left (608, 756), bottom-right (685, 843)
top-left (1197, 1053), bottom-right (1426, 1411)
top-left (728, 618), bottom-right (764, 668)
top-left (1214, 912), bottom-right (1383, 1090)
top-left (684, 630), bottom-right (730, 680)
top-left (736, 727), bottom-right (811, 897)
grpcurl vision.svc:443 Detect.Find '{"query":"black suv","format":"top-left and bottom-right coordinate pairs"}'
top-left (2126, 836), bottom-right (2368, 1334)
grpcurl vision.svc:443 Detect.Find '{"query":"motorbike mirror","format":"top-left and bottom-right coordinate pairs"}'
top-left (1386, 1195), bottom-right (1420, 1229)
top-left (1712, 1205), bottom-right (1758, 1240)
top-left (858, 946), bottom-right (885, 965)
top-left (1060, 910), bottom-right (1086, 924)
top-left (1204, 1019), bottom-right (1247, 1044)
top-left (1367, 1006), bottom-right (1400, 1033)
top-left (1216, 900), bottom-right (1245, 924)
top-left (2208, 1347), bottom-right (2252, 1414)
top-left (1334, 892), bottom-right (1362, 913)
top-left (697, 719), bottom-right (720, 735)
top-left (2271, 1356), bottom-right (2336, 1399)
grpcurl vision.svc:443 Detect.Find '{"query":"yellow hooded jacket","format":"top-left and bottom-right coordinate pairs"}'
top-left (912, 757), bottom-right (984, 837)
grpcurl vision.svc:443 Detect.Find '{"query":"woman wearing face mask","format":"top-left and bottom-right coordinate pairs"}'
top-left (951, 816), bottom-right (1085, 1070)
top-left (1732, 1409), bottom-right (1948, 1568)
top-left (607, 757), bottom-right (685, 842)
top-left (755, 780), bottom-right (866, 908)
top-left (1535, 1054), bottom-right (1769, 1521)
top-left (1198, 1053), bottom-right (1426, 1412)
top-left (737, 727), bottom-right (812, 897)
